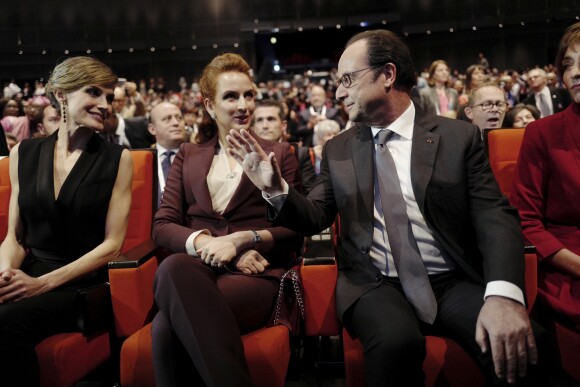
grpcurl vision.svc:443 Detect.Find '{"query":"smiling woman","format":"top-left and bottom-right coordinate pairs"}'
top-left (0, 56), bottom-right (133, 386)
top-left (150, 53), bottom-right (303, 386)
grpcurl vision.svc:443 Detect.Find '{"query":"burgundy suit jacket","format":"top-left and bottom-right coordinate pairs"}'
top-left (512, 103), bottom-right (580, 260)
top-left (153, 133), bottom-right (303, 268)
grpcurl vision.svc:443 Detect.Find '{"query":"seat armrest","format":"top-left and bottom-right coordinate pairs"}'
top-left (301, 257), bottom-right (340, 336)
top-left (109, 239), bottom-right (170, 269)
top-left (523, 245), bottom-right (537, 313)
top-left (108, 239), bottom-right (170, 338)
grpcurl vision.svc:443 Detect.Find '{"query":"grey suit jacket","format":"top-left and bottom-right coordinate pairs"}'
top-left (272, 105), bottom-right (525, 321)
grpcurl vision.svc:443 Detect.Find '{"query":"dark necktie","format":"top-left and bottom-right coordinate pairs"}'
top-left (538, 93), bottom-right (550, 118)
top-left (162, 151), bottom-right (175, 182)
top-left (375, 129), bottom-right (437, 324)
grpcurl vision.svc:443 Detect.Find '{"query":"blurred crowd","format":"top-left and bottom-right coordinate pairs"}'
top-left (1, 53), bottom-right (569, 152)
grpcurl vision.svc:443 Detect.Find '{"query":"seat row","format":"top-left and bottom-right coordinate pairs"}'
top-left (0, 132), bottom-right (577, 386)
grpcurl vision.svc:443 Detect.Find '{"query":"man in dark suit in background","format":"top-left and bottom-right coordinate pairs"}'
top-left (296, 84), bottom-right (343, 147)
top-left (253, 99), bottom-right (316, 195)
top-left (228, 29), bottom-right (563, 386)
top-left (523, 68), bottom-right (571, 117)
top-left (148, 102), bottom-right (187, 206)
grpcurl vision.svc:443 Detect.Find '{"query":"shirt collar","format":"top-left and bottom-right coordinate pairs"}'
top-left (156, 144), bottom-right (180, 157)
top-left (370, 102), bottom-right (415, 140)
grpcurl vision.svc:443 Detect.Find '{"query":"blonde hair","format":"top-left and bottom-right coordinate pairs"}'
top-left (46, 56), bottom-right (117, 110)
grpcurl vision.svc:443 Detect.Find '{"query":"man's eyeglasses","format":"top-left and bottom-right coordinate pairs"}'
top-left (471, 101), bottom-right (508, 112)
top-left (336, 64), bottom-right (384, 88)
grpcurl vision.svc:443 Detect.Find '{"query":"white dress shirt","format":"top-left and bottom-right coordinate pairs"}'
top-left (535, 86), bottom-right (554, 117)
top-left (185, 144), bottom-right (243, 256)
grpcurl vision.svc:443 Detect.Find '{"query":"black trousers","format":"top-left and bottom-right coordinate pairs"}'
top-left (344, 272), bottom-right (558, 387)
top-left (0, 259), bottom-right (80, 387)
top-left (152, 254), bottom-right (280, 387)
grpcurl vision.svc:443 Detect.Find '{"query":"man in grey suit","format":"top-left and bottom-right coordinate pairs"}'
top-left (523, 68), bottom-right (571, 117)
top-left (227, 30), bottom-right (565, 386)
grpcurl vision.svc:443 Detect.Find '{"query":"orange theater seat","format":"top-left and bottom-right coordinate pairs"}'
top-left (34, 149), bottom-right (156, 387)
top-left (120, 323), bottom-right (290, 387)
top-left (0, 157), bottom-right (10, 242)
top-left (485, 128), bottom-right (525, 201)
top-left (110, 241), bottom-right (291, 387)
top-left (301, 255), bottom-right (537, 387)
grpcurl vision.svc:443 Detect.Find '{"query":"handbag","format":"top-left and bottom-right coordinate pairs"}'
top-left (74, 282), bottom-right (113, 336)
top-left (268, 268), bottom-right (305, 336)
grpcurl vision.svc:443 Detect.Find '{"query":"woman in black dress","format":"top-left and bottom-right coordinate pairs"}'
top-left (0, 56), bottom-right (133, 386)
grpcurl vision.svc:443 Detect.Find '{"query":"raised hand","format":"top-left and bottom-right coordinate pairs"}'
top-left (226, 129), bottom-right (284, 195)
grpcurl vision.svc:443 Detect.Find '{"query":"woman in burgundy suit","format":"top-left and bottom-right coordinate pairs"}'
top-left (512, 22), bottom-right (580, 326)
top-left (151, 53), bottom-right (302, 386)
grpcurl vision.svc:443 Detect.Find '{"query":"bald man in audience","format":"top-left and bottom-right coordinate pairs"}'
top-left (464, 84), bottom-right (508, 134)
top-left (148, 102), bottom-right (188, 206)
top-left (297, 84), bottom-right (343, 147)
top-left (522, 68), bottom-right (570, 117)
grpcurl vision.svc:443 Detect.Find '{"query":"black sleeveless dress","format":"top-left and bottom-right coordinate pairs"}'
top-left (18, 130), bottom-right (123, 281)
top-left (0, 130), bottom-right (124, 385)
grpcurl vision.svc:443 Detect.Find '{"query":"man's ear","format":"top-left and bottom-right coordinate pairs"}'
top-left (37, 123), bottom-right (47, 136)
top-left (383, 63), bottom-right (397, 89)
top-left (147, 123), bottom-right (156, 136)
top-left (464, 106), bottom-right (473, 120)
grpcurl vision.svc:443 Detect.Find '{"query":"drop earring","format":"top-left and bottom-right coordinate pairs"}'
top-left (62, 101), bottom-right (67, 124)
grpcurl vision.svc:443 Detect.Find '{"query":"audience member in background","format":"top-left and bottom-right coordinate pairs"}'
top-left (418, 60), bottom-right (458, 118)
top-left (464, 84), bottom-right (507, 134)
top-left (1, 97), bottom-right (32, 142)
top-left (121, 81), bottom-right (146, 118)
top-left (104, 87), bottom-right (132, 147)
top-left (500, 75), bottom-right (519, 107)
top-left (311, 119), bottom-right (340, 175)
top-left (34, 104), bottom-right (61, 137)
top-left (148, 101), bottom-right (187, 206)
top-left (25, 96), bottom-right (51, 138)
top-left (502, 104), bottom-right (540, 128)
top-left (459, 64), bottom-right (486, 106)
top-left (0, 56), bottom-right (132, 386)
top-left (150, 53), bottom-right (302, 386)
top-left (523, 67), bottom-right (571, 117)
top-left (1, 98), bottom-right (24, 118)
top-left (297, 84), bottom-right (342, 147)
top-left (253, 99), bottom-right (316, 195)
top-left (457, 64), bottom-right (487, 120)
top-left (512, 21), bottom-right (580, 328)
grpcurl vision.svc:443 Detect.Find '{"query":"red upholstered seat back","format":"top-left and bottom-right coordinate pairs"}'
top-left (0, 157), bottom-right (10, 242)
top-left (486, 128), bottom-right (525, 200)
top-left (122, 150), bottom-right (156, 252)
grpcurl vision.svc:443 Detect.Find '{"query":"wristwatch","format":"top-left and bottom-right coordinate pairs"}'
top-left (250, 230), bottom-right (262, 246)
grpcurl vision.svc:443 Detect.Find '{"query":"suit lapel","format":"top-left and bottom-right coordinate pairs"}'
top-left (189, 137), bottom-right (218, 216)
top-left (410, 113), bottom-right (439, 213)
top-left (352, 125), bottom-right (375, 220)
top-left (222, 132), bottom-right (266, 216)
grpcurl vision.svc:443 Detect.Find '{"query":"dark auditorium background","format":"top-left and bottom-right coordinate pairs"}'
top-left (1, 0), bottom-right (578, 88)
